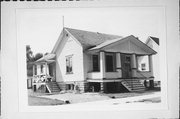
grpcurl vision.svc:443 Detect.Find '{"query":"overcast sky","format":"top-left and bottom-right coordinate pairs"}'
top-left (18, 7), bottom-right (162, 55)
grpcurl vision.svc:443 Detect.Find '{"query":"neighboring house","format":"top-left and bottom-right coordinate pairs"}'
top-left (32, 28), bottom-right (157, 93)
top-left (138, 36), bottom-right (160, 87)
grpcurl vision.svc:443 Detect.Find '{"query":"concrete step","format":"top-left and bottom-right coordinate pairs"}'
top-left (121, 79), bottom-right (145, 92)
top-left (46, 82), bottom-right (61, 93)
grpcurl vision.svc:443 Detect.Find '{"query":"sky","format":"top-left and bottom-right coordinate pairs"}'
top-left (18, 7), bottom-right (162, 55)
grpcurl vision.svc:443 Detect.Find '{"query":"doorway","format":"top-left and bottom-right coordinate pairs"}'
top-left (121, 54), bottom-right (132, 78)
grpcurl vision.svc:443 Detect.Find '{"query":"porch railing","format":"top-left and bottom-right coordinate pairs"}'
top-left (33, 75), bottom-right (54, 83)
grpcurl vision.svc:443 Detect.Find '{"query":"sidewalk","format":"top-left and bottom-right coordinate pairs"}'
top-left (77, 92), bottom-right (161, 105)
top-left (39, 91), bottom-right (161, 105)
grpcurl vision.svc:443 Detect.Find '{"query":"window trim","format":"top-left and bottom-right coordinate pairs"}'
top-left (92, 54), bottom-right (100, 72)
top-left (105, 53), bottom-right (116, 72)
top-left (136, 55), bottom-right (150, 72)
top-left (66, 55), bottom-right (73, 74)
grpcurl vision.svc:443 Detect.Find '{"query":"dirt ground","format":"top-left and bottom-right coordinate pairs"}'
top-left (28, 89), bottom-right (161, 106)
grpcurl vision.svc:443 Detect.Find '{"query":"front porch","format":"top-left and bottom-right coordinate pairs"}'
top-left (86, 36), bottom-right (157, 92)
top-left (32, 54), bottom-right (60, 93)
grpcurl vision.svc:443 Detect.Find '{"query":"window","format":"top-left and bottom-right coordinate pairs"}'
top-left (40, 65), bottom-right (43, 73)
top-left (92, 55), bottom-right (100, 72)
top-left (34, 65), bottom-right (37, 75)
top-left (141, 63), bottom-right (146, 71)
top-left (137, 56), bottom-right (150, 71)
top-left (66, 55), bottom-right (73, 74)
top-left (105, 53), bottom-right (116, 72)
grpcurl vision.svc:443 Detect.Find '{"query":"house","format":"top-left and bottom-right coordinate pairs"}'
top-left (138, 36), bottom-right (160, 87)
top-left (32, 28), bottom-right (157, 93)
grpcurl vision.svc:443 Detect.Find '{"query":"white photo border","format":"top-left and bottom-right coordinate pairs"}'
top-left (2, 1), bottom-right (179, 119)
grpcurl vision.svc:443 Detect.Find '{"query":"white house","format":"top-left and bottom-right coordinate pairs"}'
top-left (32, 28), bottom-right (157, 93)
top-left (138, 36), bottom-right (160, 86)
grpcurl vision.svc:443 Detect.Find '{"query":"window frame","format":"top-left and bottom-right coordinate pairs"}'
top-left (105, 52), bottom-right (116, 72)
top-left (92, 54), bottom-right (100, 72)
top-left (66, 55), bottom-right (73, 74)
top-left (136, 55), bottom-right (150, 72)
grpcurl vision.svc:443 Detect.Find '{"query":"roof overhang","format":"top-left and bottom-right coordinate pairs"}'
top-left (34, 53), bottom-right (56, 64)
top-left (87, 35), bottom-right (157, 55)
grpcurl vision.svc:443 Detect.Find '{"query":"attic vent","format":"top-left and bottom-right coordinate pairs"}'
top-left (66, 34), bottom-right (69, 37)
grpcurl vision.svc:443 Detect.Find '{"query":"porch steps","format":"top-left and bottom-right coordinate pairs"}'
top-left (46, 81), bottom-right (61, 93)
top-left (121, 79), bottom-right (145, 92)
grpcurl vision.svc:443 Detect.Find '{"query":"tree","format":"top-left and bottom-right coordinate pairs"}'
top-left (26, 45), bottom-right (33, 62)
top-left (26, 45), bottom-right (34, 76)
top-left (33, 53), bottom-right (43, 61)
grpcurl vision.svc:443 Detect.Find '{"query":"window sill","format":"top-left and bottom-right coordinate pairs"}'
top-left (66, 72), bottom-right (73, 75)
top-left (106, 71), bottom-right (117, 73)
top-left (88, 71), bottom-right (100, 73)
top-left (137, 70), bottom-right (151, 73)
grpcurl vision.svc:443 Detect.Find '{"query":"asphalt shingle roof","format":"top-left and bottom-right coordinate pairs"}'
top-left (64, 27), bottom-right (122, 50)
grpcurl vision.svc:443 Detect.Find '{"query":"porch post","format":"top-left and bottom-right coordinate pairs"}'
top-left (116, 53), bottom-right (122, 78)
top-left (100, 82), bottom-right (106, 93)
top-left (149, 55), bottom-right (154, 89)
top-left (148, 55), bottom-right (153, 75)
top-left (100, 51), bottom-right (106, 78)
top-left (45, 62), bottom-right (48, 82)
top-left (131, 54), bottom-right (137, 78)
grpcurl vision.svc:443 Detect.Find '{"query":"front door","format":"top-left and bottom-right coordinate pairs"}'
top-left (121, 54), bottom-right (132, 78)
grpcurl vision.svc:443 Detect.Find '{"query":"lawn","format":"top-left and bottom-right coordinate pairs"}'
top-left (28, 95), bottom-right (65, 106)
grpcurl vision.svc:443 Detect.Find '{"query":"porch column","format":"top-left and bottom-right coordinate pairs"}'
top-left (116, 53), bottom-right (122, 78)
top-left (148, 55), bottom-right (153, 75)
top-left (131, 54), bottom-right (137, 78)
top-left (100, 82), bottom-right (106, 93)
top-left (100, 52), bottom-right (106, 78)
top-left (149, 55), bottom-right (154, 88)
top-left (45, 62), bottom-right (48, 82)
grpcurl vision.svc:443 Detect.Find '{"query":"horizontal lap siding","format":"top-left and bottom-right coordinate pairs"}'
top-left (56, 35), bottom-right (84, 83)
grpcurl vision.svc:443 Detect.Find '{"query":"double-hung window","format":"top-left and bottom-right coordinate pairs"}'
top-left (105, 53), bottom-right (116, 72)
top-left (92, 54), bottom-right (100, 72)
top-left (66, 55), bottom-right (73, 74)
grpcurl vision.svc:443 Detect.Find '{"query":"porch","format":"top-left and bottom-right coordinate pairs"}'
top-left (32, 54), bottom-right (60, 93)
top-left (86, 35), bottom-right (157, 92)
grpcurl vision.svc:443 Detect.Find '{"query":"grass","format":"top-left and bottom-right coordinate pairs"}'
top-left (28, 95), bottom-right (65, 106)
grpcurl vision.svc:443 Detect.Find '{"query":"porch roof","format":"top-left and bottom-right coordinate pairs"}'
top-left (35, 53), bottom-right (56, 64)
top-left (87, 35), bottom-right (157, 55)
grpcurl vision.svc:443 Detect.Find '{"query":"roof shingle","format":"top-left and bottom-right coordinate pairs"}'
top-left (64, 27), bottom-right (122, 50)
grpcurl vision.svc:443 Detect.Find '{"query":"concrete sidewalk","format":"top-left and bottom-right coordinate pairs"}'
top-left (77, 92), bottom-right (161, 105)
top-left (39, 92), bottom-right (161, 105)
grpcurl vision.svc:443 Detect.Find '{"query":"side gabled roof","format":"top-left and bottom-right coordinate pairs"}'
top-left (64, 27), bottom-right (122, 50)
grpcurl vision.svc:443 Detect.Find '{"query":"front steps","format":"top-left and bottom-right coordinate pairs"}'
top-left (46, 81), bottom-right (61, 93)
top-left (121, 79), bottom-right (145, 92)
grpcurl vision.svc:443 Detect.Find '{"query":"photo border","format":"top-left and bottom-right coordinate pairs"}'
top-left (1, 1), bottom-right (179, 119)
